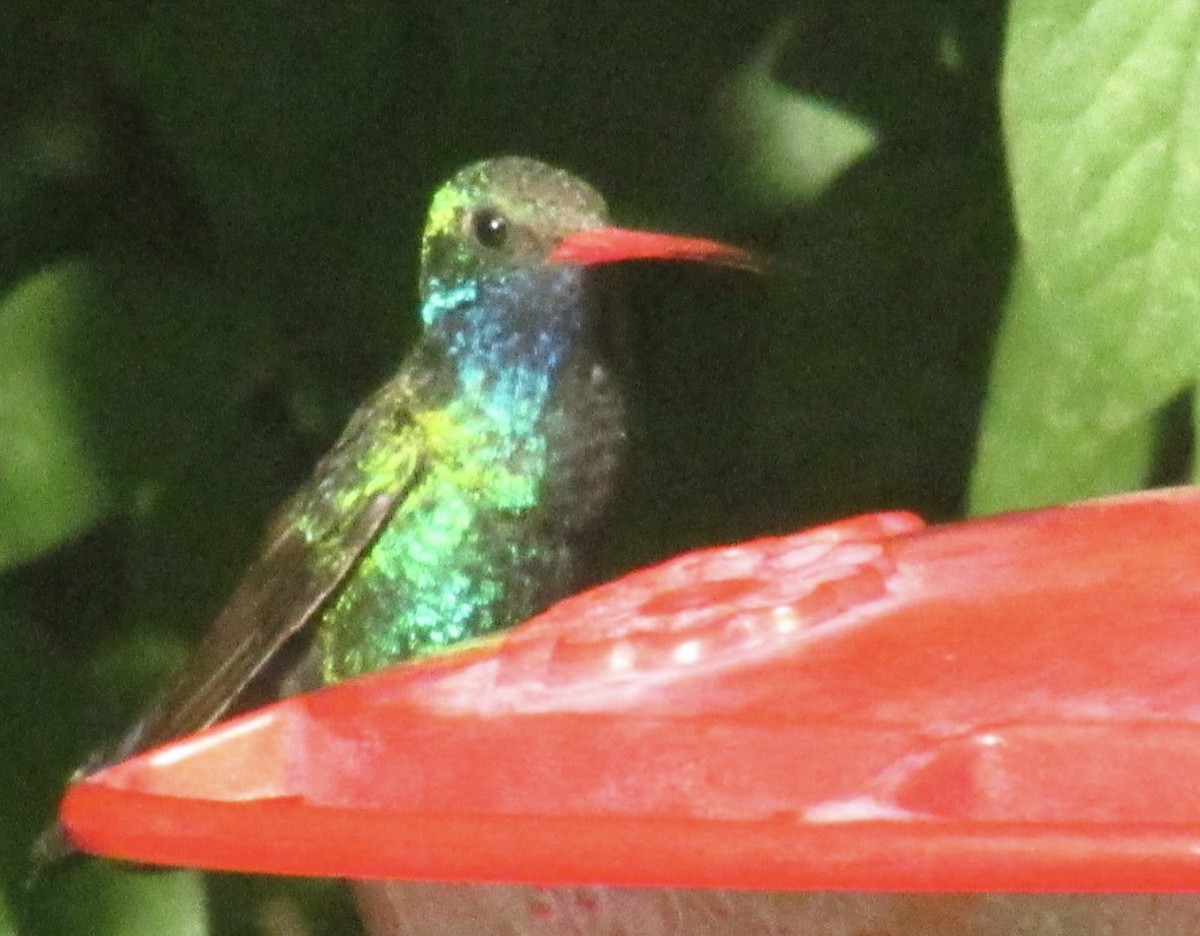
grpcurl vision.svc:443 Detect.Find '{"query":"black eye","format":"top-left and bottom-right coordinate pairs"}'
top-left (471, 207), bottom-right (509, 249)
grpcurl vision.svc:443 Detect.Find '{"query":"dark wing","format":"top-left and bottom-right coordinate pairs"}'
top-left (107, 388), bottom-right (427, 763)
top-left (29, 390), bottom-right (425, 872)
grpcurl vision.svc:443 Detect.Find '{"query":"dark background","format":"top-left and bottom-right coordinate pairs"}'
top-left (1, 2), bottom-right (1012, 933)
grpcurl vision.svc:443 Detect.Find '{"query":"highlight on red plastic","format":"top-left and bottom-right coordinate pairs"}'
top-left (59, 487), bottom-right (1200, 890)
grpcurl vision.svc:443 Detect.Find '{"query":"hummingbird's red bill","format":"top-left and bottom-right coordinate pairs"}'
top-left (59, 487), bottom-right (1200, 890)
top-left (549, 227), bottom-right (758, 270)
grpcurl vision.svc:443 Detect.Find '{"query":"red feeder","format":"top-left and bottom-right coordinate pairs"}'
top-left (59, 487), bottom-right (1200, 891)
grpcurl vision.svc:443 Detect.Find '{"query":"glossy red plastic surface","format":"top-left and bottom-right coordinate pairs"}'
top-left (60, 488), bottom-right (1200, 889)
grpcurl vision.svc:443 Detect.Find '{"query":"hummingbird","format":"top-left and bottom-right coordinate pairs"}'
top-left (56, 156), bottom-right (753, 791)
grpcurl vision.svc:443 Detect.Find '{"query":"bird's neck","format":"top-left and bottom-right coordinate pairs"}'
top-left (422, 266), bottom-right (587, 429)
top-left (413, 267), bottom-right (624, 522)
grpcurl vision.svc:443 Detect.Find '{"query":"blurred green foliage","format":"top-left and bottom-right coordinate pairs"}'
top-left (3, 0), bottom-right (1189, 933)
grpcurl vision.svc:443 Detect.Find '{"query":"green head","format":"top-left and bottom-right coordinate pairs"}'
top-left (419, 157), bottom-right (610, 326)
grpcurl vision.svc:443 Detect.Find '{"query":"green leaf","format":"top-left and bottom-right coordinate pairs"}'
top-left (973, 0), bottom-right (1200, 512)
top-left (970, 256), bottom-right (1156, 513)
top-left (0, 263), bottom-right (112, 568)
top-left (31, 865), bottom-right (208, 936)
top-left (714, 17), bottom-right (879, 212)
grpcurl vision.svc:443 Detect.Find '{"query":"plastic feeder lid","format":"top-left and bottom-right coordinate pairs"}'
top-left (60, 488), bottom-right (1200, 890)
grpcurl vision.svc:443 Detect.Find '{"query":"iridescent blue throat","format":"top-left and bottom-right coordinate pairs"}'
top-left (421, 265), bottom-right (590, 444)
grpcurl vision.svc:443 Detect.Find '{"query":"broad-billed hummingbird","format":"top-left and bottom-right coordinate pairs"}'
top-left (45, 157), bottom-right (752, 853)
